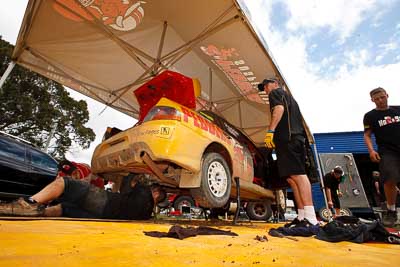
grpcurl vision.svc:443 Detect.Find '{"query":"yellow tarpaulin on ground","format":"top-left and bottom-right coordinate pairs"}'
top-left (0, 218), bottom-right (398, 267)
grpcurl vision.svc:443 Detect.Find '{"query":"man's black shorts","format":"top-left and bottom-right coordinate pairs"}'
top-left (380, 150), bottom-right (400, 184)
top-left (275, 135), bottom-right (306, 178)
top-left (59, 177), bottom-right (109, 218)
top-left (332, 193), bottom-right (341, 209)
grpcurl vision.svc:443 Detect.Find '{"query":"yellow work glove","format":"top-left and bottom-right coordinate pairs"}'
top-left (264, 130), bottom-right (275, 149)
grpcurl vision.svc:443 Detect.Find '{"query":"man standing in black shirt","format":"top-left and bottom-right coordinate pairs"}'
top-left (323, 166), bottom-right (344, 218)
top-left (364, 87), bottom-right (400, 227)
top-left (258, 77), bottom-right (318, 225)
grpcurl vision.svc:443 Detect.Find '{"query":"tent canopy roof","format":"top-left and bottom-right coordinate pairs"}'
top-left (12, 0), bottom-right (313, 145)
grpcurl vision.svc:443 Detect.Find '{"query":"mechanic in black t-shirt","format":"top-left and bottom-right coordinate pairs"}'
top-left (0, 175), bottom-right (166, 219)
top-left (258, 77), bottom-right (318, 225)
top-left (363, 87), bottom-right (400, 227)
top-left (323, 166), bottom-right (344, 218)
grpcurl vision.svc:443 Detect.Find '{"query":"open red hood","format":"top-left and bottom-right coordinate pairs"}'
top-left (134, 70), bottom-right (200, 121)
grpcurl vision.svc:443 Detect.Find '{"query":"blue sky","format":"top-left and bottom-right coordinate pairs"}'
top-left (1, 0), bottom-right (400, 163)
top-left (263, 0), bottom-right (400, 67)
top-left (243, 0), bottom-right (400, 133)
top-left (291, 2), bottom-right (400, 70)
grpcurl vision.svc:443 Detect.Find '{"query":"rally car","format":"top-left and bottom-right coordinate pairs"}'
top-left (91, 71), bottom-right (275, 208)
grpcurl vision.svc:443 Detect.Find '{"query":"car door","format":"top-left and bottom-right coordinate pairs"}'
top-left (319, 153), bottom-right (370, 209)
top-left (29, 148), bottom-right (58, 193)
top-left (0, 136), bottom-right (30, 198)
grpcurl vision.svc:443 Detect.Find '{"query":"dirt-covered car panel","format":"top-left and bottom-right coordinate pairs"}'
top-left (92, 97), bottom-right (272, 202)
top-left (92, 97), bottom-right (254, 184)
top-left (91, 70), bottom-right (274, 207)
top-left (92, 118), bottom-right (209, 176)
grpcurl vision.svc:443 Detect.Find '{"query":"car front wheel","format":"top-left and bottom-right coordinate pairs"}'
top-left (191, 152), bottom-right (231, 208)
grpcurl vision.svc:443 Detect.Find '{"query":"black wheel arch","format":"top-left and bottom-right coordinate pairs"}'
top-left (190, 151), bottom-right (232, 208)
top-left (203, 142), bottom-right (232, 175)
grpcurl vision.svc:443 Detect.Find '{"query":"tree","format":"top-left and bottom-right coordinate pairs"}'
top-left (0, 37), bottom-right (95, 159)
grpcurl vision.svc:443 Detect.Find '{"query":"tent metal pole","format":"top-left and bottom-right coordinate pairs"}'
top-left (0, 61), bottom-right (16, 93)
top-left (44, 122), bottom-right (58, 153)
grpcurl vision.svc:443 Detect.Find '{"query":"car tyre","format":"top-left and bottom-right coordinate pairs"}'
top-left (191, 152), bottom-right (231, 208)
top-left (339, 208), bottom-right (352, 217)
top-left (318, 207), bottom-right (332, 222)
top-left (173, 195), bottom-right (195, 211)
top-left (319, 207), bottom-right (352, 222)
top-left (208, 201), bottom-right (232, 219)
top-left (246, 201), bottom-right (272, 221)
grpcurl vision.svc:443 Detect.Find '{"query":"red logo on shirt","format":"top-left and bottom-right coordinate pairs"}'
top-left (378, 116), bottom-right (400, 127)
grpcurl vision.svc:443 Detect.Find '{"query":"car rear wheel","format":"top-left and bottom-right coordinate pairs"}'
top-left (191, 152), bottom-right (231, 208)
top-left (246, 201), bottom-right (272, 221)
top-left (173, 195), bottom-right (195, 211)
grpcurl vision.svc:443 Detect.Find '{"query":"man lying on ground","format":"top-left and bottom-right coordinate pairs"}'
top-left (0, 175), bottom-right (166, 220)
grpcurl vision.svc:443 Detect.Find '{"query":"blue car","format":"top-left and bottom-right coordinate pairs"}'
top-left (0, 131), bottom-right (58, 199)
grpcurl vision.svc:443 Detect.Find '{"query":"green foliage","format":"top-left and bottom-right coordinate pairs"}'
top-left (0, 37), bottom-right (95, 159)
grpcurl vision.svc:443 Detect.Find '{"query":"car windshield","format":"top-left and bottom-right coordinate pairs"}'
top-left (31, 149), bottom-right (57, 172)
top-left (143, 106), bottom-right (182, 122)
top-left (0, 137), bottom-right (26, 162)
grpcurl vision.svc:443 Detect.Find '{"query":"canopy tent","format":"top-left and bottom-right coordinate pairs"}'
top-left (6, 0), bottom-right (314, 145)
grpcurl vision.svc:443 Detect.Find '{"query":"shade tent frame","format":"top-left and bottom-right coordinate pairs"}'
top-left (0, 62), bottom-right (16, 94)
top-left (3, 0), bottom-right (314, 145)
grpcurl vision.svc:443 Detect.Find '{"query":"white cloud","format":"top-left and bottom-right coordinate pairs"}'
top-left (283, 0), bottom-right (380, 41)
top-left (244, 1), bottom-right (400, 134)
top-left (378, 41), bottom-right (398, 51)
top-left (375, 55), bottom-right (384, 62)
top-left (371, 22), bottom-right (381, 28)
top-left (65, 90), bottom-right (136, 164)
top-left (310, 43), bottom-right (318, 50)
top-left (0, 0), bottom-right (28, 44)
top-left (374, 41), bottom-right (398, 62)
top-left (344, 49), bottom-right (370, 66)
top-left (320, 56), bottom-right (335, 67)
top-left (282, 55), bottom-right (400, 134)
top-left (242, 0), bottom-right (273, 32)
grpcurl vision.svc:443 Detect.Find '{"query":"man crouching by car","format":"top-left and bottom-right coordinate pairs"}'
top-left (0, 174), bottom-right (166, 220)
